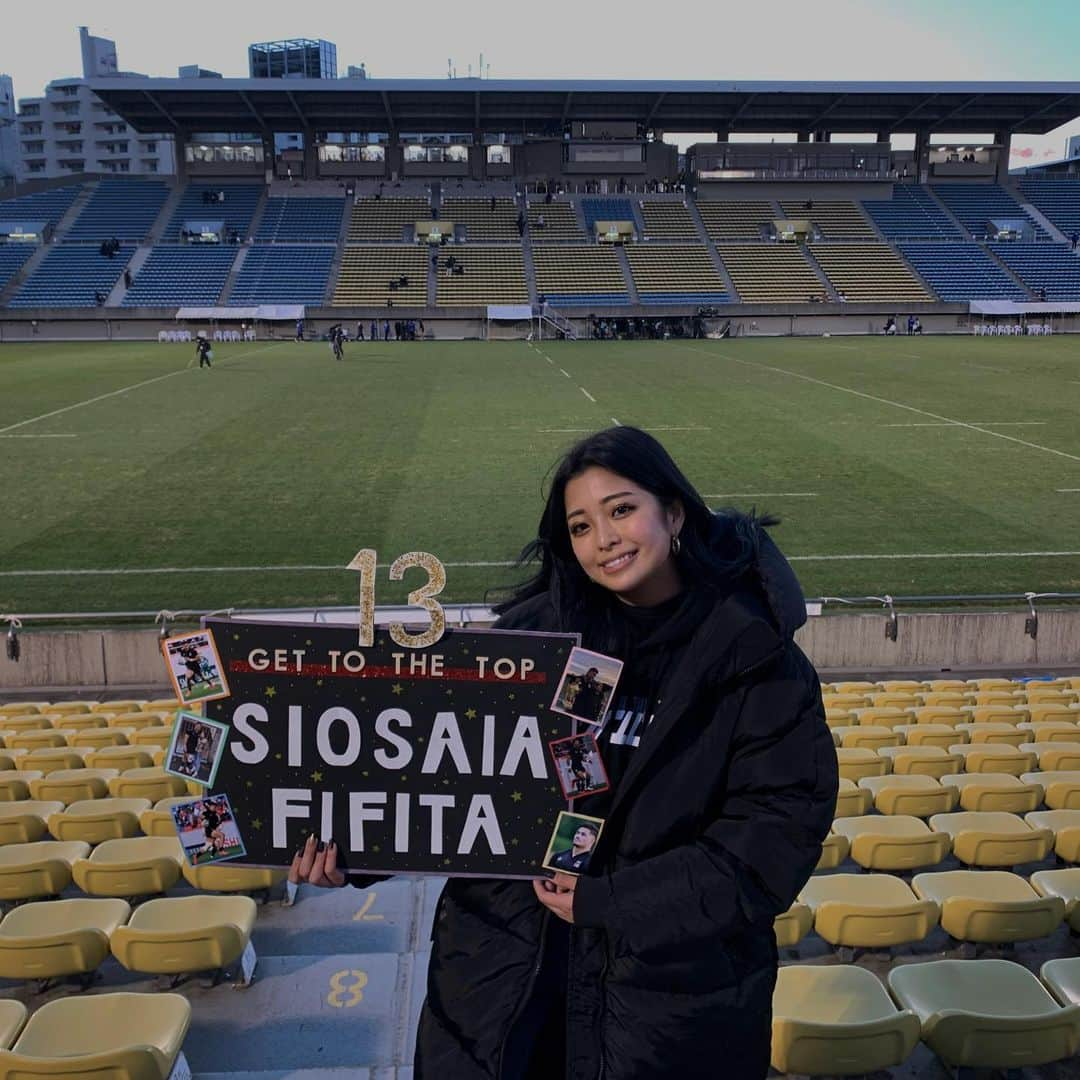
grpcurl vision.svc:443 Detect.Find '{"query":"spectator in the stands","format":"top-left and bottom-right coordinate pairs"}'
top-left (124, 269), bottom-right (133, 289)
top-left (94, 290), bottom-right (105, 305)
top-left (491, 195), bottom-right (497, 211)
top-left (1039, 286), bottom-right (1048, 302)
top-left (537, 213), bottom-right (546, 230)
top-left (1071, 232), bottom-right (1078, 251)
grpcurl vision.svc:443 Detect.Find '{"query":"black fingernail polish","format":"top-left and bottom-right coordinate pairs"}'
top-left (316, 841), bottom-right (325, 852)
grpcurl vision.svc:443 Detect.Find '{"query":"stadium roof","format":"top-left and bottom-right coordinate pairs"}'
top-left (89, 78), bottom-right (1080, 136)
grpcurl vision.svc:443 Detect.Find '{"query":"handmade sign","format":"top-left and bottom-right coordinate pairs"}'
top-left (203, 616), bottom-right (579, 878)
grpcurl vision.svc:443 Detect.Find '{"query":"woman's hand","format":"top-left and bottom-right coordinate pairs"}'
top-left (289, 834), bottom-right (346, 888)
top-left (532, 873), bottom-right (577, 923)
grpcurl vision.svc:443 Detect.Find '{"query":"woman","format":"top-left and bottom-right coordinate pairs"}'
top-left (295, 425), bottom-right (836, 1079)
top-left (547, 822), bottom-right (599, 874)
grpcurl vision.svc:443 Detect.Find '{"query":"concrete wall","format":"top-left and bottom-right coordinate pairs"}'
top-left (2, 610), bottom-right (1077, 690)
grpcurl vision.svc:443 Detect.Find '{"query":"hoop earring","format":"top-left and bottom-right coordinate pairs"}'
top-left (671, 534), bottom-right (681, 556)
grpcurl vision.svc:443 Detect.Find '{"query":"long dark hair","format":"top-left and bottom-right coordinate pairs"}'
top-left (493, 426), bottom-right (775, 649)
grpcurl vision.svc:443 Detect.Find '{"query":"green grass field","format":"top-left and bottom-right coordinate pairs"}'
top-left (2, 334), bottom-right (1079, 614)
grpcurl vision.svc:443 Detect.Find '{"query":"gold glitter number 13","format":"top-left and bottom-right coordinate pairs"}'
top-left (346, 549), bottom-right (447, 650)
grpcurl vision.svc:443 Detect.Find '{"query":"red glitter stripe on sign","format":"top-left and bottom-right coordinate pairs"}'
top-left (227, 660), bottom-right (548, 684)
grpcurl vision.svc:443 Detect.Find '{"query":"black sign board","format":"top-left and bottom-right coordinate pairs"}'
top-left (203, 617), bottom-right (579, 878)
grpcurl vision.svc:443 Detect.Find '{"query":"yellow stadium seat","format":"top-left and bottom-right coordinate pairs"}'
top-left (940, 773), bottom-right (1044, 813)
top-left (833, 682), bottom-right (878, 695)
top-left (22, 748), bottom-right (86, 775)
top-left (858, 774), bottom-right (958, 817)
top-left (912, 870), bottom-right (1063, 944)
top-left (963, 704), bottom-right (1026, 725)
top-left (835, 778), bottom-right (873, 817)
top-left (864, 696), bottom-right (916, 714)
top-left (949, 744), bottom-right (1037, 776)
top-left (0, 1000), bottom-right (26, 1049)
top-left (928, 811), bottom-right (1053, 867)
top-left (0, 991), bottom-right (191, 1079)
top-left (144, 699), bottom-right (182, 713)
top-left (966, 678), bottom-right (1020, 692)
top-left (85, 747), bottom-right (154, 772)
top-left (108, 767), bottom-right (188, 802)
top-left (878, 745), bottom-right (963, 778)
top-left (918, 692), bottom-right (969, 708)
top-left (70, 728), bottom-right (130, 750)
top-left (799, 873), bottom-right (939, 950)
top-left (831, 815), bottom-right (951, 871)
top-left (924, 680), bottom-right (971, 693)
top-left (878, 680), bottom-right (924, 693)
top-left (0, 841), bottom-right (90, 901)
top-left (771, 965), bottom-right (920, 1075)
top-left (129, 727), bottom-right (175, 750)
top-left (836, 747), bottom-right (889, 782)
top-left (0, 801), bottom-right (65, 845)
top-left (953, 723), bottom-right (1027, 747)
top-left (0, 898), bottom-right (130, 983)
top-left (1026, 810), bottom-right (1080, 862)
top-left (47, 798), bottom-right (152, 845)
top-left (42, 702), bottom-right (91, 716)
top-left (91, 701), bottom-right (143, 714)
top-left (0, 753), bottom-right (24, 772)
top-left (1028, 703), bottom-right (1079, 725)
top-left (1018, 721), bottom-right (1080, 744)
top-left (111, 894), bottom-right (257, 982)
top-left (908, 706), bottom-right (966, 726)
top-left (1031, 868), bottom-right (1080, 932)
top-left (851, 707), bottom-right (912, 728)
top-left (1024, 687), bottom-right (1078, 706)
top-left (1042, 958), bottom-right (1080, 1007)
top-left (106, 712), bottom-right (166, 731)
top-left (825, 708), bottom-right (854, 729)
top-left (4, 730), bottom-right (70, 752)
top-left (138, 796), bottom-right (194, 838)
top-left (816, 831), bottom-right (850, 870)
top-left (774, 902), bottom-right (813, 949)
top-left (61, 713), bottom-right (109, 733)
top-left (0, 703), bottom-right (41, 716)
top-left (0, 716), bottom-right (50, 733)
top-left (826, 693), bottom-right (872, 711)
top-left (0, 771), bottom-right (44, 802)
top-left (1023, 770), bottom-right (1080, 810)
top-left (72, 836), bottom-right (185, 897)
top-left (1020, 742), bottom-right (1080, 771)
top-left (181, 862), bottom-right (287, 897)
top-left (893, 724), bottom-right (964, 750)
top-left (887, 958), bottom-right (1080, 1068)
top-left (29, 768), bottom-right (118, 805)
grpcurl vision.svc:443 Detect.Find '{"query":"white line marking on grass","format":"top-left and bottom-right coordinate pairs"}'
top-left (8, 549), bottom-right (1080, 577)
top-left (882, 421), bottom-right (1048, 428)
top-left (1057, 488), bottom-right (1080, 493)
top-left (611, 417), bottom-right (621, 425)
top-left (706, 492), bottom-right (817, 498)
top-left (0, 343), bottom-right (283, 435)
top-left (0, 434), bottom-right (78, 438)
top-left (681, 344), bottom-right (1080, 464)
top-left (579, 387), bottom-right (597, 402)
top-left (559, 368), bottom-right (571, 378)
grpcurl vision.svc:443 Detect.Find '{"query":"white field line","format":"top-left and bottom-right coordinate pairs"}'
top-left (0, 434), bottom-right (78, 439)
top-left (1057, 489), bottom-right (1080, 493)
top-left (681, 344), bottom-right (1080, 465)
top-left (611, 416), bottom-right (621, 425)
top-left (7, 550), bottom-right (1080, 577)
top-left (537, 424), bottom-right (706, 433)
top-left (706, 492), bottom-right (817, 498)
top-left (0, 343), bottom-right (283, 436)
top-left (559, 368), bottom-right (571, 378)
top-left (882, 421), bottom-right (1047, 428)
top-left (579, 387), bottom-right (597, 403)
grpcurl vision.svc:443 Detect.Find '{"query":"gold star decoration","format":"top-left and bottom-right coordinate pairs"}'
top-left (391, 683), bottom-right (404, 695)
top-left (275, 753), bottom-right (282, 760)
top-left (511, 838), bottom-right (519, 846)
top-left (265, 686), bottom-right (277, 699)
top-left (305, 639), bottom-right (313, 647)
top-left (372, 844), bottom-right (381, 853)
top-left (246, 780), bottom-right (254, 788)
top-left (511, 791), bottom-right (523, 803)
top-left (251, 819), bottom-right (262, 830)
top-left (445, 688), bottom-right (454, 697)
top-left (316, 679), bottom-right (324, 687)
top-left (443, 858), bottom-right (451, 865)
top-left (464, 708), bottom-right (478, 720)
top-left (508, 693), bottom-right (515, 700)
top-left (311, 770), bottom-right (323, 783)
top-left (233, 633), bottom-right (241, 641)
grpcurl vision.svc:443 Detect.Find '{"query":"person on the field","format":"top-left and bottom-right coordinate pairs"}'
top-left (195, 336), bottom-right (212, 368)
top-left (292, 426), bottom-right (835, 1079)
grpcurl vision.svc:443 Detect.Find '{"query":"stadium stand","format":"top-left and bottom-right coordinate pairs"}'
top-left (228, 246), bottom-right (335, 306)
top-left (931, 183), bottom-right (1046, 240)
top-left (121, 246), bottom-right (237, 307)
top-left (897, 243), bottom-right (1030, 300)
top-left (625, 244), bottom-right (730, 304)
top-left (436, 246), bottom-right (528, 305)
top-left (988, 242), bottom-right (1080, 300)
top-left (441, 197), bottom-right (519, 241)
top-left (697, 200), bottom-right (777, 240)
top-left (581, 197), bottom-right (637, 233)
top-left (164, 183), bottom-right (263, 240)
top-left (1016, 178), bottom-right (1080, 237)
top-left (0, 184), bottom-right (83, 225)
top-left (64, 179), bottom-right (169, 242)
top-left (810, 243), bottom-right (934, 301)
top-left (639, 200), bottom-right (698, 239)
top-left (333, 246), bottom-right (429, 306)
top-left (780, 200), bottom-right (876, 238)
top-left (861, 185), bottom-right (963, 239)
top-left (715, 244), bottom-right (823, 302)
top-left (347, 196), bottom-right (430, 241)
top-left (8, 245), bottom-right (133, 308)
top-left (0, 245), bottom-right (34, 292)
top-left (255, 197), bottom-right (346, 242)
top-left (532, 245), bottom-right (630, 306)
top-left (527, 199), bottom-right (584, 240)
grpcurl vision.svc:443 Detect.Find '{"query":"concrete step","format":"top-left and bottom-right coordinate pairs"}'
top-left (52, 184), bottom-right (95, 239)
top-left (613, 243), bottom-right (640, 304)
top-left (150, 183), bottom-right (189, 243)
top-left (217, 246), bottom-right (251, 305)
top-left (104, 243), bottom-right (154, 307)
top-left (1020, 202), bottom-right (1069, 244)
top-left (800, 245), bottom-right (837, 300)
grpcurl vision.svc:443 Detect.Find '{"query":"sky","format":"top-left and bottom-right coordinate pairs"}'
top-left (3, 0), bottom-right (1080, 163)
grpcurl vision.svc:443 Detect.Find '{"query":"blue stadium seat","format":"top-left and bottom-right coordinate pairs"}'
top-left (0, 246), bottom-right (34, 293)
top-left (544, 292), bottom-right (630, 306)
top-left (988, 243), bottom-right (1080, 300)
top-left (581, 198), bottom-right (637, 232)
top-left (1015, 179), bottom-right (1080, 238)
top-left (637, 292), bottom-right (729, 305)
top-left (228, 246), bottom-right (335, 305)
top-left (0, 185), bottom-right (83, 226)
top-left (64, 180), bottom-right (169, 242)
top-left (256, 198), bottom-right (346, 242)
top-left (8, 245), bottom-right (133, 308)
top-left (931, 184), bottom-right (1046, 241)
top-left (897, 243), bottom-right (1028, 301)
top-left (862, 186), bottom-right (962, 239)
top-left (165, 185), bottom-right (263, 241)
top-left (121, 246), bottom-right (237, 307)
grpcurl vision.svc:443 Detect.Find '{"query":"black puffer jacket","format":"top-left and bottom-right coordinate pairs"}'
top-left (416, 521), bottom-right (837, 1079)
